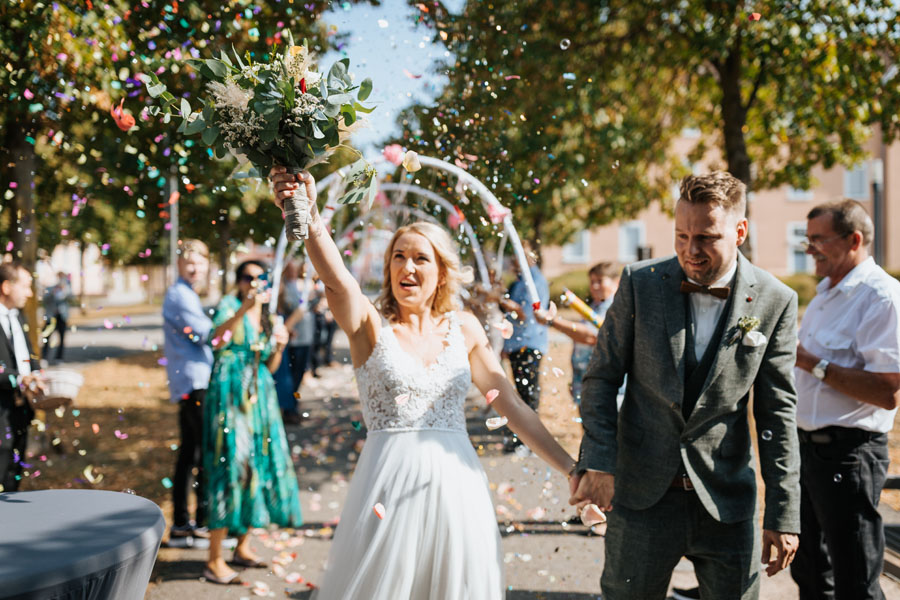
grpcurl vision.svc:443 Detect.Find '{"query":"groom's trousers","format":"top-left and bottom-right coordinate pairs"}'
top-left (600, 487), bottom-right (760, 600)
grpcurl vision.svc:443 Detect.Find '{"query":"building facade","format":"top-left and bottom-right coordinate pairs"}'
top-left (541, 131), bottom-right (899, 279)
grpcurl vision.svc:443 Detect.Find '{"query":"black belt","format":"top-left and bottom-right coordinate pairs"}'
top-left (798, 426), bottom-right (886, 445)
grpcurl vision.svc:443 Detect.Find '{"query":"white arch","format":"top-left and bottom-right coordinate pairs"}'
top-left (272, 153), bottom-right (543, 313)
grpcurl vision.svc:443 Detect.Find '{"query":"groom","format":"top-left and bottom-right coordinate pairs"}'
top-left (570, 172), bottom-right (801, 599)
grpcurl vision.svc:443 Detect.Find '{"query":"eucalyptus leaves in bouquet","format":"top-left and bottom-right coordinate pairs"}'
top-left (144, 36), bottom-right (377, 240)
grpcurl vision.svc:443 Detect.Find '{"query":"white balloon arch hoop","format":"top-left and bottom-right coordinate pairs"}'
top-left (269, 153), bottom-right (542, 312)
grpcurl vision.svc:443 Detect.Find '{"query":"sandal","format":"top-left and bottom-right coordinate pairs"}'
top-left (202, 567), bottom-right (244, 585)
top-left (231, 555), bottom-right (268, 569)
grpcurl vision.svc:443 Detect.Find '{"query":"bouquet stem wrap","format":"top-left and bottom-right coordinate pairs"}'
top-left (284, 167), bottom-right (310, 241)
top-left (562, 289), bottom-right (604, 329)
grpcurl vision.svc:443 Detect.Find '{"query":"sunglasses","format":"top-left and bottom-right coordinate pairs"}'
top-left (239, 273), bottom-right (268, 284)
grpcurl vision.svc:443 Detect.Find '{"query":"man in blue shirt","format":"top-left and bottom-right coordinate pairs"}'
top-left (499, 246), bottom-right (550, 453)
top-left (162, 240), bottom-right (213, 539)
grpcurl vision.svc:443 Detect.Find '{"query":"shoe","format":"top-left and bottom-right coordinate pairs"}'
top-left (202, 567), bottom-right (243, 585)
top-left (231, 554), bottom-right (268, 569)
top-left (672, 587), bottom-right (700, 600)
top-left (282, 411), bottom-right (302, 426)
top-left (169, 524), bottom-right (196, 538)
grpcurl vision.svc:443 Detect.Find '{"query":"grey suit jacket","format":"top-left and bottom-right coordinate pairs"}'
top-left (578, 253), bottom-right (801, 533)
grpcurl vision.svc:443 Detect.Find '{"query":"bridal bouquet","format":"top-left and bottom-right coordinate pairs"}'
top-left (144, 34), bottom-right (377, 240)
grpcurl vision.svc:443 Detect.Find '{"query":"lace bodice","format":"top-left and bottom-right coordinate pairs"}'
top-left (355, 312), bottom-right (471, 433)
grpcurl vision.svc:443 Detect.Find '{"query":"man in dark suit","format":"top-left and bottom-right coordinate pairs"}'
top-left (570, 172), bottom-right (801, 599)
top-left (0, 262), bottom-right (43, 492)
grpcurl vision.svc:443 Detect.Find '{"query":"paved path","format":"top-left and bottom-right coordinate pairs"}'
top-left (145, 331), bottom-right (900, 599)
top-left (43, 311), bottom-right (900, 598)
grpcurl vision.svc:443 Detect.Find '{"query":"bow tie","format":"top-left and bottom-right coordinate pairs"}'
top-left (680, 280), bottom-right (730, 300)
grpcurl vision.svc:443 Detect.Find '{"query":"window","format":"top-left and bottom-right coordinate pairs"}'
top-left (786, 186), bottom-right (814, 201)
top-left (844, 164), bottom-right (868, 200)
top-left (786, 222), bottom-right (813, 274)
top-left (618, 221), bottom-right (645, 263)
top-left (562, 230), bottom-right (590, 264)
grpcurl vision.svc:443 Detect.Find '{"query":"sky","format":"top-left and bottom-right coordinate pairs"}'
top-left (319, 1), bottom-right (463, 152)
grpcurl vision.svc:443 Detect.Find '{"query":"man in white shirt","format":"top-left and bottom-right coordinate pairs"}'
top-left (790, 200), bottom-right (900, 600)
top-left (0, 262), bottom-right (44, 492)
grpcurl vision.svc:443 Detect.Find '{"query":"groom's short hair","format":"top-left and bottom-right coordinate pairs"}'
top-left (678, 171), bottom-right (746, 218)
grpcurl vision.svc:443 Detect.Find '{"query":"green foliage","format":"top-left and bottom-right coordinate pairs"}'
top-left (778, 273), bottom-right (820, 307)
top-left (406, 0), bottom-right (900, 257)
top-left (548, 269), bottom-right (591, 306)
top-left (145, 38), bottom-right (378, 207)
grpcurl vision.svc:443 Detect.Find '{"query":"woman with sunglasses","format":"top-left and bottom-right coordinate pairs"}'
top-left (201, 259), bottom-right (302, 585)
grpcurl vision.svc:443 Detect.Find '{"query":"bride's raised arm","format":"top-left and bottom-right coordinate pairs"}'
top-left (270, 167), bottom-right (380, 364)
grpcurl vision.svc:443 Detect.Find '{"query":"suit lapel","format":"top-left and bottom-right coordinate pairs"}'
top-left (660, 258), bottom-right (687, 383)
top-left (0, 314), bottom-right (15, 359)
top-left (693, 254), bottom-right (758, 407)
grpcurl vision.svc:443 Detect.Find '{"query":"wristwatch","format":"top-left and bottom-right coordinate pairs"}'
top-left (812, 359), bottom-right (829, 381)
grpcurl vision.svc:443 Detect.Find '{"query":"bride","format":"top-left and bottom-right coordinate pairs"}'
top-left (270, 168), bottom-right (577, 599)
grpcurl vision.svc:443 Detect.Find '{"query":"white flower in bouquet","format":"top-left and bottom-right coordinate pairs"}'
top-left (144, 32), bottom-right (378, 241)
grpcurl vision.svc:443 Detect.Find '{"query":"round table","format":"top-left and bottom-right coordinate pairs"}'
top-left (0, 489), bottom-right (165, 600)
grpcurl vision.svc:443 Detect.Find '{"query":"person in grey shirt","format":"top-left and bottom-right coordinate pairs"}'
top-left (275, 260), bottom-right (316, 425)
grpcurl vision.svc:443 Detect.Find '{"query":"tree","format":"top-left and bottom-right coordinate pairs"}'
top-left (406, 0), bottom-right (900, 258)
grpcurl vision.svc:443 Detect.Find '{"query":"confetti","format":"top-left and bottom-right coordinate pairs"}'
top-left (394, 393), bottom-right (410, 405)
top-left (373, 502), bottom-right (386, 519)
top-left (91, 423), bottom-right (100, 434)
top-left (115, 430), bottom-right (128, 440)
top-left (382, 144), bottom-right (405, 165)
top-left (580, 503), bottom-right (607, 526)
top-left (103, 319), bottom-right (114, 329)
top-left (485, 203), bottom-right (511, 224)
top-left (161, 477), bottom-right (173, 489)
top-left (252, 581), bottom-right (270, 596)
top-left (486, 416), bottom-right (508, 430)
top-left (110, 98), bottom-right (136, 131)
top-left (552, 367), bottom-right (565, 378)
top-left (749, 12), bottom-right (761, 21)
top-left (83, 465), bottom-right (103, 484)
top-left (494, 320), bottom-right (514, 340)
top-left (485, 389), bottom-right (499, 405)
top-left (402, 150), bottom-right (422, 172)
top-left (402, 68), bottom-right (422, 79)
top-left (351, 420), bottom-right (362, 431)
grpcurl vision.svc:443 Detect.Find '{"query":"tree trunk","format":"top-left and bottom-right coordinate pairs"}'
top-left (718, 49), bottom-right (754, 261)
top-left (218, 215), bottom-right (231, 300)
top-left (9, 121), bottom-right (41, 348)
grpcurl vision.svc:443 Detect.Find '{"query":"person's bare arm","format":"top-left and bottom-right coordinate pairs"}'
top-left (534, 308), bottom-right (597, 345)
top-left (270, 168), bottom-right (380, 366)
top-left (797, 344), bottom-right (900, 410)
top-left (462, 311), bottom-right (575, 475)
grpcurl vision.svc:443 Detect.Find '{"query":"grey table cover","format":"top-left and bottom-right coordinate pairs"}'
top-left (0, 489), bottom-right (165, 600)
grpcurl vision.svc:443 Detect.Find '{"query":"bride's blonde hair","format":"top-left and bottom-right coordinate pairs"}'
top-left (377, 222), bottom-right (474, 322)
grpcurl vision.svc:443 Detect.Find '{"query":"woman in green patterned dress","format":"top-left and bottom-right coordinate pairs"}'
top-left (202, 259), bottom-right (303, 585)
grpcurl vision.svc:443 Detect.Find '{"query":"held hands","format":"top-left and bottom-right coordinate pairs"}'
top-left (762, 530), bottom-right (799, 576)
top-left (270, 166), bottom-right (319, 221)
top-left (568, 470), bottom-right (614, 513)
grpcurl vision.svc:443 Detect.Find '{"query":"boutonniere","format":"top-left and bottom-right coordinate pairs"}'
top-left (729, 315), bottom-right (766, 347)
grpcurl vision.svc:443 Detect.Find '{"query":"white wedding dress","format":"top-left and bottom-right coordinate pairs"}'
top-left (313, 311), bottom-right (504, 599)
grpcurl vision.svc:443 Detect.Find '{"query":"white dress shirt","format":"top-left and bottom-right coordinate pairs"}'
top-left (687, 261), bottom-right (737, 361)
top-left (0, 304), bottom-right (32, 377)
top-left (796, 257), bottom-right (900, 433)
